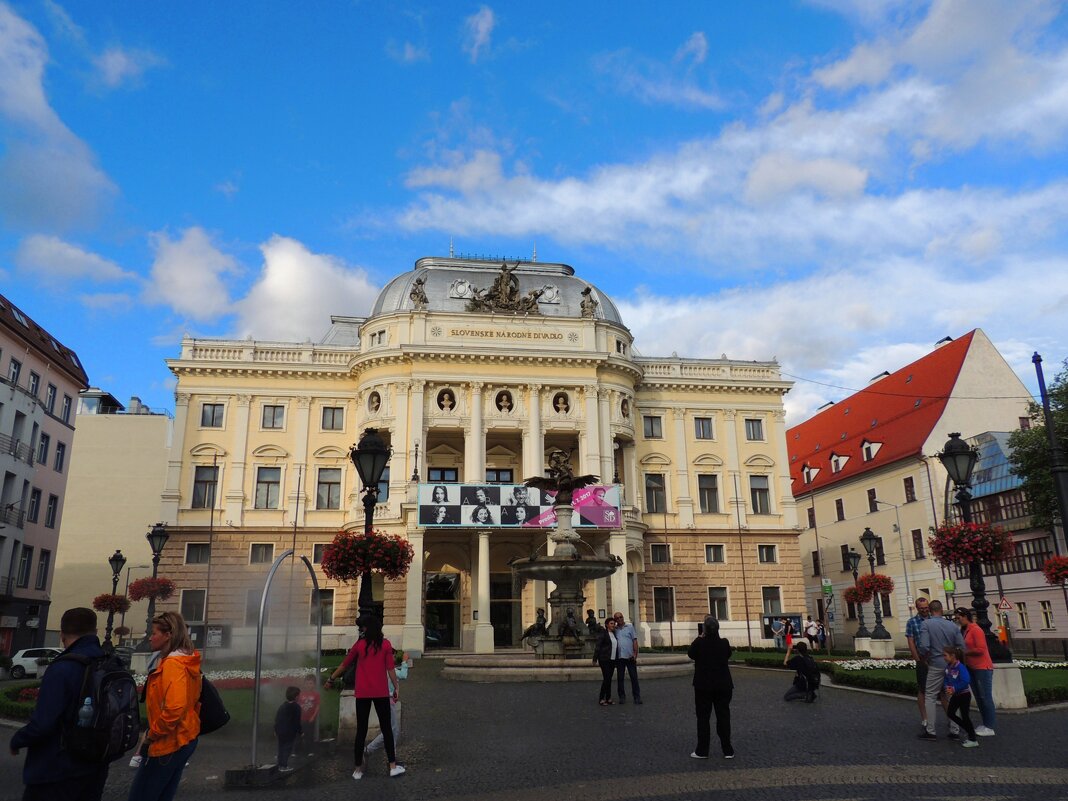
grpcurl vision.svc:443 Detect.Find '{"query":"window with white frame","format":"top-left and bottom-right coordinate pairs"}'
top-left (27, 488), bottom-right (41, 523)
top-left (249, 543), bottom-right (274, 564)
top-left (321, 406), bottom-right (344, 431)
top-left (698, 474), bottom-right (719, 513)
top-left (316, 468), bottom-right (342, 510)
top-left (758, 544), bottom-right (778, 563)
top-left (185, 543), bottom-right (211, 564)
top-left (707, 587), bottom-right (729, 620)
top-left (261, 404), bottom-right (285, 429)
top-left (643, 415), bottom-right (663, 438)
top-left (61, 395), bottom-right (72, 423)
top-left (192, 466), bottom-right (218, 509)
top-left (36, 433), bottom-right (49, 465)
top-left (45, 384), bottom-right (56, 413)
top-left (650, 543), bottom-right (671, 563)
top-left (45, 494), bottom-right (58, 528)
top-left (744, 418), bottom-right (764, 441)
top-left (35, 550), bottom-right (50, 590)
top-left (761, 586), bottom-right (782, 615)
top-left (749, 475), bottom-right (771, 514)
top-left (180, 589), bottom-right (206, 624)
top-left (645, 473), bottom-right (666, 514)
top-left (1017, 602), bottom-right (1030, 629)
top-left (1041, 600), bottom-right (1055, 629)
top-left (7, 359), bottom-right (21, 386)
top-left (15, 546), bottom-right (32, 587)
top-left (310, 588), bottom-right (335, 626)
top-left (694, 417), bottom-right (713, 439)
top-left (653, 587), bottom-right (675, 622)
top-left (254, 467), bottom-right (282, 509)
top-left (201, 403), bottom-right (224, 427)
top-left (28, 372), bottom-right (39, 397)
top-left (831, 454), bottom-right (846, 473)
top-left (705, 544), bottom-right (725, 564)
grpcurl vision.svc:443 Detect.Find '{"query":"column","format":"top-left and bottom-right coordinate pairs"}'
top-left (772, 409), bottom-right (799, 528)
top-left (609, 531), bottom-right (628, 619)
top-left (672, 408), bottom-right (694, 527)
top-left (392, 381), bottom-right (411, 498)
top-left (401, 527), bottom-right (426, 656)
top-left (161, 393), bottom-right (190, 523)
top-left (464, 382), bottom-right (485, 483)
top-left (225, 395), bottom-right (251, 524)
top-left (582, 384), bottom-right (600, 476)
top-left (598, 389), bottom-right (613, 481)
top-left (290, 397), bottom-right (311, 527)
top-left (724, 409), bottom-right (748, 528)
top-left (522, 384), bottom-right (544, 478)
top-left (474, 530), bottom-right (494, 653)
top-left (410, 380), bottom-right (426, 481)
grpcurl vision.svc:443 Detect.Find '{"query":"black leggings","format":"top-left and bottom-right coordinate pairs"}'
top-left (598, 659), bottom-right (614, 701)
top-left (354, 697), bottom-right (395, 765)
top-left (946, 691), bottom-right (976, 741)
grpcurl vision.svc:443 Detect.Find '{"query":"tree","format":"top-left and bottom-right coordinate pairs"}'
top-left (1007, 358), bottom-right (1068, 530)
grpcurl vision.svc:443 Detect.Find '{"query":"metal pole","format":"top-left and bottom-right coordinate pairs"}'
top-left (104, 569), bottom-right (121, 651)
top-left (144, 550), bottom-right (161, 646)
top-left (358, 486), bottom-right (378, 618)
top-left (203, 454), bottom-right (217, 664)
top-left (1034, 353), bottom-right (1068, 554)
top-left (853, 566), bottom-right (869, 638)
top-left (284, 466), bottom-right (302, 652)
top-left (733, 474), bottom-right (753, 649)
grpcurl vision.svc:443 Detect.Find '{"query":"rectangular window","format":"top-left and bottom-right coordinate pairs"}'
top-left (249, 543), bottom-right (275, 564)
top-left (650, 543), bottom-right (671, 563)
top-left (1041, 600), bottom-right (1055, 629)
top-left (35, 550), bottom-right (50, 590)
top-left (254, 467), bottom-right (281, 509)
top-left (847, 600), bottom-right (857, 620)
top-left (53, 441), bottom-right (66, 472)
top-left (61, 395), bottom-right (72, 423)
top-left (28, 372), bottom-right (39, 397)
top-left (16, 546), bottom-right (33, 587)
top-left (835, 498), bottom-right (845, 521)
top-left (428, 467), bottom-right (458, 483)
top-left (812, 550), bottom-right (821, 576)
top-left (912, 529), bottom-right (925, 559)
top-left (192, 466), bottom-right (218, 509)
top-left (879, 593), bottom-right (892, 617)
top-left (313, 543), bottom-right (326, 563)
top-left (867, 488), bottom-right (878, 513)
top-left (744, 418), bottom-right (764, 441)
top-left (903, 476), bottom-right (917, 503)
top-left (310, 588), bottom-right (335, 626)
top-left (840, 544), bottom-right (851, 571)
top-left (8, 359), bottom-right (21, 386)
top-left (486, 468), bottom-right (514, 484)
top-left (45, 384), bottom-right (56, 413)
top-left (758, 544), bottom-right (778, 563)
top-left (45, 494), bottom-right (58, 528)
top-left (807, 507), bottom-right (817, 528)
top-left (697, 475), bottom-right (719, 513)
top-left (245, 588), bottom-right (266, 626)
top-left (27, 489), bottom-right (41, 523)
top-left (708, 587), bottom-right (729, 620)
top-left (643, 415), bottom-right (663, 438)
top-left (321, 406), bottom-right (344, 430)
top-left (378, 466), bottom-right (390, 503)
top-left (749, 476), bottom-right (770, 514)
top-left (36, 433), bottom-right (50, 465)
top-left (262, 405), bottom-right (285, 429)
top-left (201, 403), bottom-right (224, 427)
top-left (694, 417), bottom-right (713, 439)
top-left (761, 586), bottom-right (782, 615)
top-left (180, 590), bottom-right (206, 624)
top-left (705, 544), bottom-right (725, 564)
top-left (185, 543), bottom-right (211, 564)
top-left (316, 468), bottom-right (342, 510)
top-left (653, 587), bottom-right (675, 622)
top-left (645, 473), bottom-right (666, 514)
top-left (1017, 602), bottom-right (1030, 630)
top-left (875, 536), bottom-right (886, 566)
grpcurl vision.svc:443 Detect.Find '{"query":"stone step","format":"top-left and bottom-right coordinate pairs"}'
top-left (441, 653), bottom-right (692, 682)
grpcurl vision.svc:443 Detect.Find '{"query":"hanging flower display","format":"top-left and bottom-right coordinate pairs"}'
top-left (843, 585), bottom-right (870, 605)
top-left (321, 529), bottom-right (414, 582)
top-left (857, 573), bottom-right (895, 598)
top-left (114, 626), bottom-right (131, 637)
top-left (927, 521), bottom-right (1015, 567)
top-left (1042, 555), bottom-right (1068, 586)
top-left (128, 576), bottom-right (177, 603)
top-left (92, 593), bottom-right (131, 615)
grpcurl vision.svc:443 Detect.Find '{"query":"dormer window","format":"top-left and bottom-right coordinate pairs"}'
top-left (801, 464), bottom-right (820, 484)
top-left (830, 453), bottom-right (848, 473)
top-left (862, 440), bottom-right (882, 462)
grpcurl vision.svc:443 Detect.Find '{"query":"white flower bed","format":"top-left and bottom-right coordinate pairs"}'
top-left (134, 667), bottom-right (328, 681)
top-left (1013, 659), bottom-right (1068, 669)
top-left (832, 658), bottom-right (1068, 671)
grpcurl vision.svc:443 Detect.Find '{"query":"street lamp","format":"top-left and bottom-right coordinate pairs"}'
top-left (103, 549), bottom-right (127, 651)
top-left (141, 522), bottom-right (170, 650)
top-left (859, 527), bottom-right (891, 640)
top-left (350, 428), bottom-right (391, 621)
top-left (937, 432), bottom-right (1011, 661)
top-left (847, 549), bottom-right (869, 637)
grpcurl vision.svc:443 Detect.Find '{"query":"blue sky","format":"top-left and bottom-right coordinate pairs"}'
top-left (1, 1), bottom-right (1066, 424)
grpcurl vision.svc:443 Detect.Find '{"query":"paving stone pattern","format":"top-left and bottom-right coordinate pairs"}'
top-left (3, 662), bottom-right (1067, 801)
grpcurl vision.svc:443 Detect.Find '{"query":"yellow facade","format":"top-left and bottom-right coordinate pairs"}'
top-left (158, 257), bottom-right (804, 655)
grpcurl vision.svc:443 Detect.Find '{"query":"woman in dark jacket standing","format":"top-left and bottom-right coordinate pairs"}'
top-left (592, 617), bottom-right (619, 705)
top-left (688, 615), bottom-right (734, 759)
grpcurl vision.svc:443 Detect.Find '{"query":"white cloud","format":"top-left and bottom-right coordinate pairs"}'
top-left (674, 32), bottom-right (708, 66)
top-left (462, 6), bottom-right (495, 63)
top-left (232, 236), bottom-right (377, 341)
top-left (143, 227), bottom-right (239, 322)
top-left (80, 292), bottom-right (134, 311)
top-left (14, 234), bottom-right (136, 282)
top-left (744, 153), bottom-right (868, 203)
top-left (93, 46), bottom-right (165, 89)
top-left (387, 39), bottom-right (429, 63)
top-left (214, 179), bottom-right (240, 199)
top-left (595, 47), bottom-right (725, 110)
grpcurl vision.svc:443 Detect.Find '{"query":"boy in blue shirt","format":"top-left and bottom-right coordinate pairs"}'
top-left (942, 646), bottom-right (978, 747)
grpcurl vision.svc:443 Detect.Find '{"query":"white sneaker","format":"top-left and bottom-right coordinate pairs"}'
top-left (975, 725), bottom-right (996, 737)
top-left (689, 752), bottom-right (709, 759)
top-left (129, 755), bottom-right (143, 768)
top-left (962, 739), bottom-right (979, 748)
top-left (352, 769), bottom-right (363, 780)
top-left (278, 766), bottom-right (294, 774)
top-left (389, 765), bottom-right (406, 777)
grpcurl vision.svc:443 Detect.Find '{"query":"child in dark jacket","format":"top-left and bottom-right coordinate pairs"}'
top-left (274, 686), bottom-right (303, 771)
top-left (942, 646), bottom-right (978, 747)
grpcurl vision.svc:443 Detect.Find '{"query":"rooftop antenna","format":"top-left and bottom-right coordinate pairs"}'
top-left (532, 241), bottom-right (537, 262)
top-left (449, 236), bottom-right (454, 257)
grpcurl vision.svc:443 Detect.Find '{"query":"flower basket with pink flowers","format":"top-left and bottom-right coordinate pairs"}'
top-left (857, 573), bottom-right (895, 598)
top-left (92, 593), bottom-right (131, 615)
top-left (1042, 555), bottom-right (1068, 586)
top-left (321, 529), bottom-right (414, 582)
top-left (128, 576), bottom-right (177, 603)
top-left (927, 521), bottom-right (1014, 568)
top-left (843, 585), bottom-right (870, 605)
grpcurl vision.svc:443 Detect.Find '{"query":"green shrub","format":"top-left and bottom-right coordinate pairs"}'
top-left (1025, 685), bottom-right (1068, 705)
top-left (826, 667), bottom-right (915, 695)
top-left (0, 684), bottom-right (40, 721)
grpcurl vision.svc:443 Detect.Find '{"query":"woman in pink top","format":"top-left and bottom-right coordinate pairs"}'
top-left (325, 615), bottom-right (404, 779)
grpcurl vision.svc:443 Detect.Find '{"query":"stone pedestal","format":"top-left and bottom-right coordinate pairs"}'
top-left (866, 639), bottom-right (895, 658)
top-left (852, 636), bottom-right (872, 654)
top-left (993, 662), bottom-right (1027, 709)
top-left (473, 623), bottom-right (495, 654)
top-left (400, 623), bottom-right (425, 658)
top-left (337, 689), bottom-right (381, 743)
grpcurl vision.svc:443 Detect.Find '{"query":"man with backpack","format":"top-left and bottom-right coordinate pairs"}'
top-left (782, 641), bottom-right (820, 703)
top-left (9, 608), bottom-right (113, 800)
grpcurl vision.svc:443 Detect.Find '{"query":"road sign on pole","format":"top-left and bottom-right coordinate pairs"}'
top-left (998, 596), bottom-right (1013, 612)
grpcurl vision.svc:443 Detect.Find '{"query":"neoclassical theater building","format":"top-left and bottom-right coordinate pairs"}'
top-left (157, 256), bottom-right (805, 655)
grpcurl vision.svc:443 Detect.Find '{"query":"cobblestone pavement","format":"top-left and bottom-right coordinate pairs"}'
top-left (3, 662), bottom-right (1068, 801)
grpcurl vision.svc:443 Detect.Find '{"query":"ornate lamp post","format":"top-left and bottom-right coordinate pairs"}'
top-left (103, 549), bottom-right (127, 651)
top-left (847, 549), bottom-right (869, 637)
top-left (141, 523), bottom-right (170, 649)
top-left (859, 528), bottom-right (891, 639)
top-left (937, 432), bottom-right (1011, 661)
top-left (349, 428), bottom-right (392, 621)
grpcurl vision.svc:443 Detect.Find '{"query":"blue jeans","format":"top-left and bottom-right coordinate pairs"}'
top-left (128, 739), bottom-right (197, 801)
top-left (969, 668), bottom-right (996, 730)
top-left (615, 657), bottom-right (641, 700)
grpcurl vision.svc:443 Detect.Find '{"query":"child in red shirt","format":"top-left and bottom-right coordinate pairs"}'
top-left (297, 674), bottom-right (321, 755)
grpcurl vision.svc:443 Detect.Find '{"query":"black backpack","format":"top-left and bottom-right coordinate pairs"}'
top-left (198, 676), bottom-right (230, 735)
top-left (803, 655), bottom-right (822, 689)
top-left (57, 652), bottom-right (140, 763)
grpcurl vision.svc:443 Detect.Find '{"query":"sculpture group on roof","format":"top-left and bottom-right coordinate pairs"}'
top-left (465, 262), bottom-right (546, 314)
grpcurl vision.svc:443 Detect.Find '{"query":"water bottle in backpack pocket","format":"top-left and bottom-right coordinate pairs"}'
top-left (57, 653), bottom-right (140, 763)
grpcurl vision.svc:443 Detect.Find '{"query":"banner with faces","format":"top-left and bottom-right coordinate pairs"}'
top-left (417, 484), bottom-right (621, 528)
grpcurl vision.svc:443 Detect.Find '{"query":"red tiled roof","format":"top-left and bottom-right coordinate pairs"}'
top-left (787, 331), bottom-right (976, 495)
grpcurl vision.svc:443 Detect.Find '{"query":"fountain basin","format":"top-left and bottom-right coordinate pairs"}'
top-left (510, 556), bottom-right (621, 583)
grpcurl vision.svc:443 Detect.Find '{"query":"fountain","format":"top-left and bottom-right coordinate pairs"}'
top-left (510, 450), bottom-right (623, 659)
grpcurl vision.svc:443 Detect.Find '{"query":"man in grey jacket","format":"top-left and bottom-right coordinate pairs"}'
top-left (916, 600), bottom-right (965, 739)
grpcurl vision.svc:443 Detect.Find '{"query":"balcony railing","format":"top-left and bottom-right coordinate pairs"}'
top-left (0, 505), bottom-right (25, 529)
top-left (952, 549), bottom-right (1052, 579)
top-left (0, 433), bottom-right (33, 465)
top-left (0, 576), bottom-right (15, 597)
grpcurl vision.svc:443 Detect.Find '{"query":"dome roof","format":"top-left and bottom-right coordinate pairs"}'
top-left (369, 257), bottom-right (625, 326)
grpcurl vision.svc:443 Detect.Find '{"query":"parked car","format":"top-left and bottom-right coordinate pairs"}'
top-left (9, 647), bottom-right (61, 679)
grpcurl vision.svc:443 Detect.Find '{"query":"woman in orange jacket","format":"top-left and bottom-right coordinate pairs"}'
top-left (129, 612), bottom-right (202, 801)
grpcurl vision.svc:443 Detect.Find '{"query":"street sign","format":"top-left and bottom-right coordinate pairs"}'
top-left (822, 579), bottom-right (833, 597)
top-left (998, 596), bottom-right (1013, 612)
top-left (943, 579), bottom-right (956, 592)
top-left (827, 611), bottom-right (835, 622)
top-left (906, 594), bottom-right (914, 607)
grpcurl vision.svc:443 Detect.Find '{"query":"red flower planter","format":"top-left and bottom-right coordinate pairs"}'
top-left (321, 529), bottom-right (414, 582)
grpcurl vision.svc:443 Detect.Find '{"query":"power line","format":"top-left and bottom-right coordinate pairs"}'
top-left (779, 371), bottom-right (1041, 403)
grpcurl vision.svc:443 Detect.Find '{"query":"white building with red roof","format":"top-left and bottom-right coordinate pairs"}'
top-left (787, 329), bottom-right (1032, 647)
